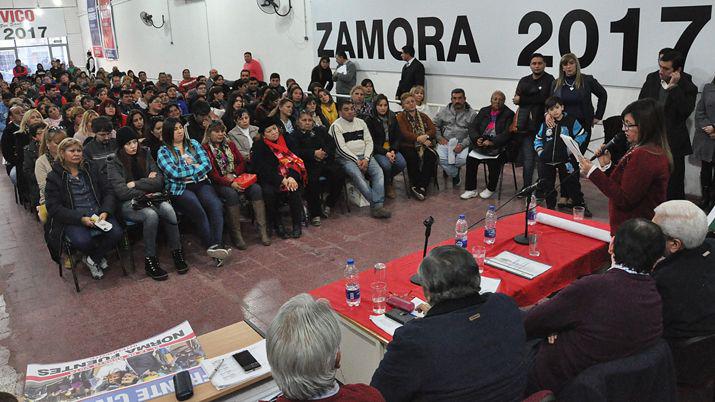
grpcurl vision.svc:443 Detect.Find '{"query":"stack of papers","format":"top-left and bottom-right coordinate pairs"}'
top-left (485, 251), bottom-right (551, 279)
top-left (200, 339), bottom-right (271, 390)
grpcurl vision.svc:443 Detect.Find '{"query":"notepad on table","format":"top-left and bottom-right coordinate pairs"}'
top-left (201, 339), bottom-right (271, 390)
top-left (485, 251), bottom-right (551, 279)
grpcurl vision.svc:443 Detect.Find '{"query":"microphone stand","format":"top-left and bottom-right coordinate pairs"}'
top-left (513, 187), bottom-right (537, 245)
top-left (410, 216), bottom-right (434, 286)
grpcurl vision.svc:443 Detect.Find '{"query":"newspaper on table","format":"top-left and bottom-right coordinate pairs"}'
top-left (24, 321), bottom-right (209, 402)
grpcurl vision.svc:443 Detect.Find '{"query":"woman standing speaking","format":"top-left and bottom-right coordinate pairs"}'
top-left (578, 98), bottom-right (671, 235)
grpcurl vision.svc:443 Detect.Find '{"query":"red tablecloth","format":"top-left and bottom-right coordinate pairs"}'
top-left (309, 208), bottom-right (610, 342)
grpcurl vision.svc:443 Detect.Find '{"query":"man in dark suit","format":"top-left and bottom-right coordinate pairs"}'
top-left (395, 45), bottom-right (425, 99)
top-left (370, 245), bottom-right (528, 401)
top-left (638, 48), bottom-right (697, 200)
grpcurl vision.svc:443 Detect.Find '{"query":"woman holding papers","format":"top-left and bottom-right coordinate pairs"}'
top-left (579, 98), bottom-right (671, 234)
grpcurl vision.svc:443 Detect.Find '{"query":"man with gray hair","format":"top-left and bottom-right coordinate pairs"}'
top-left (652, 200), bottom-right (715, 340)
top-left (432, 88), bottom-right (477, 186)
top-left (370, 245), bottom-right (527, 401)
top-left (266, 293), bottom-right (385, 402)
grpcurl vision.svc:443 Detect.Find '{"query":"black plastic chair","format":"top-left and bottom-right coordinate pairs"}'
top-left (670, 333), bottom-right (715, 400)
top-left (58, 238), bottom-right (127, 293)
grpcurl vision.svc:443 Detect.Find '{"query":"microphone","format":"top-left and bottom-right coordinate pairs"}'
top-left (590, 132), bottom-right (626, 161)
top-left (515, 179), bottom-right (542, 197)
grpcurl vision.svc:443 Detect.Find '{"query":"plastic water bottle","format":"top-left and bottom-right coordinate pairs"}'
top-left (484, 205), bottom-right (497, 245)
top-left (344, 259), bottom-right (361, 307)
top-left (455, 214), bottom-right (468, 248)
top-left (527, 194), bottom-right (538, 226)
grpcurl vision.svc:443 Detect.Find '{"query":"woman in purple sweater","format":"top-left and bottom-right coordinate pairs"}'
top-left (523, 218), bottom-right (665, 394)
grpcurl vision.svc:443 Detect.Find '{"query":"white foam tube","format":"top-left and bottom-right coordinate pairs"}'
top-left (536, 213), bottom-right (611, 243)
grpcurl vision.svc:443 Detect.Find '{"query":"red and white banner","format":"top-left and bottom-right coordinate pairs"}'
top-left (97, 0), bottom-right (118, 60)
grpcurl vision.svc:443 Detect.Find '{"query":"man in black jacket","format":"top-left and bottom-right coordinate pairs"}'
top-left (1, 105), bottom-right (24, 178)
top-left (371, 245), bottom-right (528, 401)
top-left (395, 45), bottom-right (425, 99)
top-left (293, 111), bottom-right (345, 226)
top-left (652, 200), bottom-right (715, 340)
top-left (638, 48), bottom-right (697, 200)
top-left (513, 53), bottom-right (554, 191)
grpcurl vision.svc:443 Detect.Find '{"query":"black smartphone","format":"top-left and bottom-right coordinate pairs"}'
top-left (173, 370), bottom-right (193, 401)
top-left (232, 350), bottom-right (261, 372)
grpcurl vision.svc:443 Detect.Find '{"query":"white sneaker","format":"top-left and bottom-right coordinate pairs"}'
top-left (460, 190), bottom-right (479, 200)
top-left (99, 258), bottom-right (108, 270)
top-left (83, 256), bottom-right (104, 279)
top-left (207, 245), bottom-right (229, 260)
top-left (479, 189), bottom-right (495, 199)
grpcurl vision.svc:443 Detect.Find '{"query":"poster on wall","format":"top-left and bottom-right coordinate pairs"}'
top-left (86, 0), bottom-right (103, 58)
top-left (23, 321), bottom-right (208, 402)
top-left (0, 8), bottom-right (66, 40)
top-left (97, 0), bottom-right (118, 60)
top-left (311, 0), bottom-right (714, 88)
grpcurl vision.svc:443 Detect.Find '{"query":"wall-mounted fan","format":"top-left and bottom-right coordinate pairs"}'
top-left (257, 0), bottom-right (292, 17)
top-left (140, 11), bottom-right (166, 29)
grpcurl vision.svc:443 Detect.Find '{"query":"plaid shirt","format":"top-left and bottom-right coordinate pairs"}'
top-left (157, 139), bottom-right (212, 195)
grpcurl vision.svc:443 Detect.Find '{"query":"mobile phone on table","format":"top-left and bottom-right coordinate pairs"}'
top-left (232, 350), bottom-right (261, 372)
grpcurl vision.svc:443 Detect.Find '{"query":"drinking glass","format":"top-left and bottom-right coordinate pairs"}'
top-left (370, 282), bottom-right (387, 314)
top-left (471, 245), bottom-right (487, 274)
top-left (528, 231), bottom-right (541, 257)
top-left (573, 206), bottom-right (585, 220)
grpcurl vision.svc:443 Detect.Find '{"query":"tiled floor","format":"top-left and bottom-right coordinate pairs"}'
top-left (0, 167), bottom-right (609, 390)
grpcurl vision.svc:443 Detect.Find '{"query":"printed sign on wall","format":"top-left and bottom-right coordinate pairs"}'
top-left (98, 0), bottom-right (118, 60)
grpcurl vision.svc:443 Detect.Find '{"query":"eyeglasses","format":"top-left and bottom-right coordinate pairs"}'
top-left (622, 121), bottom-right (638, 131)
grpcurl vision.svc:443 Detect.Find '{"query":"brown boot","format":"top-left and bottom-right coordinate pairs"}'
top-left (252, 200), bottom-right (272, 246)
top-left (385, 182), bottom-right (396, 199)
top-left (226, 205), bottom-right (247, 250)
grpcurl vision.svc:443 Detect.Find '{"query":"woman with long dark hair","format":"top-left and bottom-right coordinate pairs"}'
top-left (310, 57), bottom-right (333, 91)
top-left (156, 117), bottom-right (231, 264)
top-left (143, 116), bottom-right (164, 161)
top-left (127, 109), bottom-right (147, 139)
top-left (222, 92), bottom-right (246, 131)
top-left (579, 98), bottom-right (671, 234)
top-left (98, 98), bottom-right (127, 128)
top-left (107, 127), bottom-right (186, 280)
top-left (254, 89), bottom-right (280, 127)
top-left (365, 94), bottom-right (406, 199)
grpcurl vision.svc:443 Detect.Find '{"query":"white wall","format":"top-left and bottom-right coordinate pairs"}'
top-left (0, 0), bottom-right (83, 66)
top-left (75, 0), bottom-right (705, 196)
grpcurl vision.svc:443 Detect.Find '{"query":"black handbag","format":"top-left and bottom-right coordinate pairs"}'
top-left (131, 192), bottom-right (171, 210)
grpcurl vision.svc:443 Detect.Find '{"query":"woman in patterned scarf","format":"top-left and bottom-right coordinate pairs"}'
top-left (396, 92), bottom-right (438, 200)
top-left (251, 121), bottom-right (307, 239)
top-left (202, 120), bottom-right (272, 248)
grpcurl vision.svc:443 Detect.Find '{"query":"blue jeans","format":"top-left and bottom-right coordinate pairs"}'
top-left (64, 217), bottom-right (123, 262)
top-left (519, 133), bottom-right (537, 187)
top-left (374, 152), bottom-right (406, 182)
top-left (121, 201), bottom-right (180, 257)
top-left (436, 143), bottom-right (469, 178)
top-left (339, 155), bottom-right (384, 208)
top-left (172, 181), bottom-right (224, 248)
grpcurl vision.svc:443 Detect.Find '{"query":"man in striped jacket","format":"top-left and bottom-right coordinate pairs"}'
top-left (330, 98), bottom-right (391, 219)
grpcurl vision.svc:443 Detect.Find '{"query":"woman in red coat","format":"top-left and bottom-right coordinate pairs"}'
top-left (579, 98), bottom-right (671, 234)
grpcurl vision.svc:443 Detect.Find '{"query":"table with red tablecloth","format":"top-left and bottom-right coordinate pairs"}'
top-left (310, 207), bottom-right (610, 343)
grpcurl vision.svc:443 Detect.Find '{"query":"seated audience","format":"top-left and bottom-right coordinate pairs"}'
top-left (433, 88), bottom-right (476, 186)
top-left (371, 245), bottom-right (528, 401)
top-left (43, 104), bottom-right (62, 127)
top-left (365, 94), bottom-right (406, 199)
top-left (302, 95), bottom-right (327, 128)
top-left (361, 78), bottom-right (376, 104)
top-left (460, 91), bottom-right (515, 200)
top-left (330, 99), bottom-right (390, 219)
top-left (318, 89), bottom-right (338, 125)
top-left (74, 110), bottom-right (99, 145)
top-left (107, 127), bottom-right (187, 281)
top-left (254, 89), bottom-right (280, 127)
top-left (143, 116), bottom-right (164, 161)
top-left (294, 111), bottom-right (345, 226)
top-left (222, 92), bottom-right (246, 131)
top-left (83, 116), bottom-right (117, 174)
top-left (1, 105), bottom-right (24, 182)
top-left (251, 121), bottom-right (306, 239)
top-left (202, 120), bottom-right (271, 247)
top-left (44, 138), bottom-right (123, 279)
top-left (22, 122), bottom-right (47, 208)
top-left (65, 106), bottom-right (86, 138)
top-left (156, 117), bottom-right (231, 263)
top-left (127, 109), bottom-right (147, 138)
top-left (15, 109), bottom-right (44, 204)
top-left (35, 126), bottom-right (67, 205)
top-left (350, 85), bottom-right (372, 118)
top-left (534, 96), bottom-right (586, 210)
top-left (523, 218), bottom-right (665, 394)
top-left (271, 99), bottom-right (297, 146)
top-left (651, 200), bottom-right (715, 340)
top-left (98, 98), bottom-right (127, 128)
top-left (267, 294), bottom-right (385, 402)
top-left (409, 85), bottom-right (433, 118)
top-left (396, 92), bottom-right (437, 201)
top-left (184, 100), bottom-right (210, 142)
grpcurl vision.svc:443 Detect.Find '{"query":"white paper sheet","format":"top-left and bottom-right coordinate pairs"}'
top-left (468, 149), bottom-right (499, 160)
top-left (200, 339), bottom-right (271, 390)
top-left (536, 212), bottom-right (611, 242)
top-left (447, 138), bottom-right (457, 164)
top-left (336, 64), bottom-right (347, 75)
top-left (485, 251), bottom-right (552, 279)
top-left (369, 297), bottom-right (427, 336)
top-left (479, 276), bottom-right (501, 294)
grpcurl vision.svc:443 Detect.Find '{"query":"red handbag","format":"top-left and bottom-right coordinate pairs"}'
top-left (233, 173), bottom-right (257, 189)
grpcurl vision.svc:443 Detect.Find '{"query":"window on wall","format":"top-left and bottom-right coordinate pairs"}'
top-left (0, 36), bottom-right (70, 80)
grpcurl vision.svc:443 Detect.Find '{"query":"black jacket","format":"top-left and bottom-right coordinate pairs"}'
top-left (471, 105), bottom-right (515, 155)
top-left (652, 239), bottom-right (715, 340)
top-left (106, 148), bottom-right (164, 202)
top-left (638, 71), bottom-right (698, 156)
top-left (551, 74), bottom-right (607, 130)
top-left (371, 293), bottom-right (528, 401)
top-left (250, 138), bottom-right (302, 189)
top-left (310, 65), bottom-right (334, 91)
top-left (22, 140), bottom-right (40, 207)
top-left (44, 161), bottom-right (116, 263)
top-left (185, 116), bottom-right (205, 142)
top-left (83, 138), bottom-right (118, 175)
top-left (1, 122), bottom-right (19, 173)
top-left (515, 73), bottom-right (555, 133)
top-left (395, 58), bottom-right (425, 98)
top-left (293, 126), bottom-right (337, 169)
top-left (365, 112), bottom-right (401, 155)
